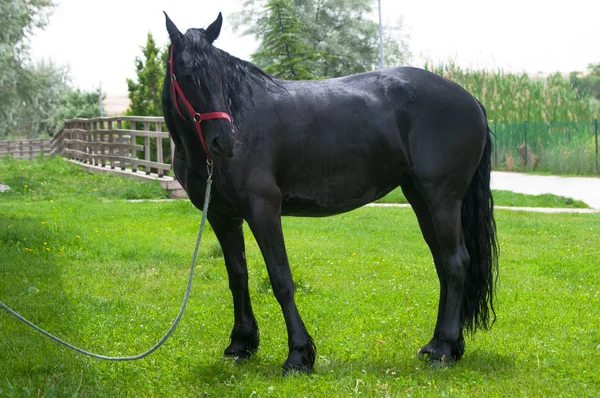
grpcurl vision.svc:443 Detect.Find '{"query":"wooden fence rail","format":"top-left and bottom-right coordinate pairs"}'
top-left (0, 139), bottom-right (52, 159)
top-left (51, 116), bottom-right (174, 178)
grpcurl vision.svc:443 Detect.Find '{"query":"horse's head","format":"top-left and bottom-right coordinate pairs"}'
top-left (163, 12), bottom-right (234, 160)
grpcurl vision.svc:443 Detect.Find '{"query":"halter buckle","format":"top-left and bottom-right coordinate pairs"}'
top-left (193, 113), bottom-right (202, 123)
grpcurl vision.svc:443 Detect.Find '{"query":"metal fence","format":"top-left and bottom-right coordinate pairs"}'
top-left (492, 120), bottom-right (599, 175)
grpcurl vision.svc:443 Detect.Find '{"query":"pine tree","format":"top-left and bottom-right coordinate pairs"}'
top-left (251, 0), bottom-right (322, 80)
top-left (126, 33), bottom-right (165, 116)
top-left (125, 33), bottom-right (170, 163)
top-left (233, 0), bottom-right (410, 79)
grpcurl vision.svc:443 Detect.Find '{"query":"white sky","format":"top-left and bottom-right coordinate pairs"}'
top-left (29, 0), bottom-right (599, 95)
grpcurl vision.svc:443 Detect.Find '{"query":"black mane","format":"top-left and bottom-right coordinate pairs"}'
top-left (177, 28), bottom-right (274, 131)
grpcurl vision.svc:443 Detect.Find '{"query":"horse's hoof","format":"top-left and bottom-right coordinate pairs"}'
top-left (427, 351), bottom-right (456, 368)
top-left (224, 353), bottom-right (251, 364)
top-left (224, 344), bottom-right (257, 362)
top-left (282, 362), bottom-right (313, 376)
top-left (224, 329), bottom-right (260, 362)
top-left (429, 357), bottom-right (454, 369)
top-left (417, 336), bottom-right (464, 363)
top-left (417, 344), bottom-right (434, 360)
top-left (281, 341), bottom-right (316, 375)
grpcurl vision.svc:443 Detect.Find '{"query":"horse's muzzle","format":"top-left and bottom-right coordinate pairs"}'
top-left (209, 136), bottom-right (234, 159)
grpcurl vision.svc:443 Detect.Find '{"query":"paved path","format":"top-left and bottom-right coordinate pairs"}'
top-left (491, 171), bottom-right (600, 209)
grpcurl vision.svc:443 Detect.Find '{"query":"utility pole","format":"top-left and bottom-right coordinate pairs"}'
top-left (378, 0), bottom-right (384, 69)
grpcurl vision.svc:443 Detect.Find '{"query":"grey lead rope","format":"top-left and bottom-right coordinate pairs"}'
top-left (0, 163), bottom-right (214, 361)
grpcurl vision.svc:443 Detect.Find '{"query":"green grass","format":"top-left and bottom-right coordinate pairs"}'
top-left (1, 156), bottom-right (589, 208)
top-left (1, 158), bottom-right (599, 396)
top-left (377, 187), bottom-right (590, 209)
top-left (0, 155), bottom-right (168, 202)
top-left (491, 190), bottom-right (589, 208)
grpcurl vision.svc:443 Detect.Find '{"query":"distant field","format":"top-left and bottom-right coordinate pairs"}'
top-left (1, 156), bottom-right (599, 396)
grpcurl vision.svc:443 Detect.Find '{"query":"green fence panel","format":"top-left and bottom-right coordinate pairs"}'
top-left (491, 120), bottom-right (598, 175)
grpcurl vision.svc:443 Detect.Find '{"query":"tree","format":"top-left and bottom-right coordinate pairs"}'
top-left (0, 0), bottom-right (57, 138)
top-left (570, 63), bottom-right (600, 102)
top-left (58, 88), bottom-right (105, 120)
top-left (251, 0), bottom-right (322, 79)
top-left (5, 60), bottom-right (104, 139)
top-left (10, 60), bottom-right (69, 138)
top-left (126, 33), bottom-right (167, 116)
top-left (0, 1), bottom-right (105, 139)
top-left (125, 33), bottom-right (170, 163)
top-left (233, 0), bottom-right (410, 79)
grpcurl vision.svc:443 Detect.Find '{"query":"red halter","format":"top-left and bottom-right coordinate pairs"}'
top-left (169, 47), bottom-right (232, 160)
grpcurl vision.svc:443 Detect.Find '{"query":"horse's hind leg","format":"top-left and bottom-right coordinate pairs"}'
top-left (208, 213), bottom-right (259, 360)
top-left (402, 183), bottom-right (467, 363)
top-left (401, 185), bottom-right (448, 356)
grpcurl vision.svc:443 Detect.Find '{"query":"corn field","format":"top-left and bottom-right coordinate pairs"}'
top-left (425, 63), bottom-right (600, 123)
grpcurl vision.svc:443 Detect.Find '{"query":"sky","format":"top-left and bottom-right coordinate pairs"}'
top-left (29, 0), bottom-right (599, 95)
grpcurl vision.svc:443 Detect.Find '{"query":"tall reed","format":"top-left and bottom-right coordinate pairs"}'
top-left (424, 63), bottom-right (600, 123)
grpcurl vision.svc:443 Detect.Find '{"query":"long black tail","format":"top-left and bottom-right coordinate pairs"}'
top-left (460, 101), bottom-right (499, 333)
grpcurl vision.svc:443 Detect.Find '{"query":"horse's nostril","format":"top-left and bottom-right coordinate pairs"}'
top-left (210, 137), bottom-right (233, 158)
top-left (212, 137), bottom-right (222, 152)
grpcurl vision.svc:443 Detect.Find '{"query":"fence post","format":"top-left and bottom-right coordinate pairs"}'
top-left (595, 119), bottom-right (598, 174)
top-left (117, 119), bottom-right (125, 170)
top-left (108, 120), bottom-right (115, 169)
top-left (524, 121), bottom-right (528, 168)
top-left (144, 121), bottom-right (151, 175)
top-left (99, 119), bottom-right (106, 167)
top-left (155, 121), bottom-right (164, 177)
top-left (131, 121), bottom-right (138, 173)
top-left (88, 120), bottom-right (94, 164)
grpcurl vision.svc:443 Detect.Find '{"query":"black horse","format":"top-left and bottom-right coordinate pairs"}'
top-left (161, 12), bottom-right (498, 373)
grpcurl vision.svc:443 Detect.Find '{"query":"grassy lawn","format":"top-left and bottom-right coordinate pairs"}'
top-left (0, 155), bottom-right (590, 208)
top-left (1, 157), bottom-right (599, 396)
top-left (0, 155), bottom-right (168, 202)
top-left (378, 187), bottom-right (590, 209)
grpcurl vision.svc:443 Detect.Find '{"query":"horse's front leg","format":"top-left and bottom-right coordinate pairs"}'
top-left (245, 197), bottom-right (316, 373)
top-left (208, 213), bottom-right (259, 360)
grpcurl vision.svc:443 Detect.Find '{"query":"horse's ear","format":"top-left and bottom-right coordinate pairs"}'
top-left (205, 12), bottom-right (223, 44)
top-left (164, 12), bottom-right (183, 43)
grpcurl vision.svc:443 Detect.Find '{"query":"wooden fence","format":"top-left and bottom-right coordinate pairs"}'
top-left (51, 116), bottom-right (174, 178)
top-left (0, 139), bottom-right (51, 159)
